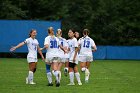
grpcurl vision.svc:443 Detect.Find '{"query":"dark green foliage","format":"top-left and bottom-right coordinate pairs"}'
top-left (0, 0), bottom-right (139, 45)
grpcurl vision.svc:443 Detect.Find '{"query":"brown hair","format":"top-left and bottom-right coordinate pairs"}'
top-left (48, 27), bottom-right (53, 34)
top-left (83, 29), bottom-right (89, 36)
top-left (29, 29), bottom-right (36, 37)
top-left (57, 29), bottom-right (62, 35)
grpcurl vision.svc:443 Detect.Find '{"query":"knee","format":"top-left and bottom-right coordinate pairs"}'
top-left (81, 67), bottom-right (86, 72)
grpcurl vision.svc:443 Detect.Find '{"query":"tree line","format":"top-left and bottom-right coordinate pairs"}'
top-left (0, 0), bottom-right (139, 45)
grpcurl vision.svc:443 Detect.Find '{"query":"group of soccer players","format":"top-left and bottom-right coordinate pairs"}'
top-left (10, 27), bottom-right (97, 87)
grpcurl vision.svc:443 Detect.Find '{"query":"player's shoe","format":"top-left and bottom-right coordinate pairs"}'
top-left (47, 83), bottom-right (53, 86)
top-left (64, 69), bottom-right (68, 76)
top-left (26, 77), bottom-right (29, 84)
top-left (67, 82), bottom-right (75, 85)
top-left (56, 82), bottom-right (60, 87)
top-left (29, 82), bottom-right (36, 85)
top-left (78, 82), bottom-right (82, 85)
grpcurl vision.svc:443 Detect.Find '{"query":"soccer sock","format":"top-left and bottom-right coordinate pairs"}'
top-left (52, 70), bottom-right (59, 82)
top-left (45, 64), bottom-right (52, 83)
top-left (75, 72), bottom-right (81, 83)
top-left (85, 68), bottom-right (90, 81)
top-left (58, 71), bottom-right (61, 82)
top-left (28, 71), bottom-right (33, 83)
top-left (69, 72), bottom-right (74, 83)
top-left (47, 72), bottom-right (52, 84)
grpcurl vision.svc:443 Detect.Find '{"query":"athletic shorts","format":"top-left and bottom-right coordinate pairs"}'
top-left (45, 57), bottom-right (61, 63)
top-left (78, 56), bottom-right (93, 62)
top-left (69, 62), bottom-right (77, 68)
top-left (27, 57), bottom-right (38, 63)
top-left (60, 58), bottom-right (69, 63)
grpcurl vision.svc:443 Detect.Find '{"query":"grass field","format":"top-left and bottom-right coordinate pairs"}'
top-left (0, 58), bottom-right (140, 93)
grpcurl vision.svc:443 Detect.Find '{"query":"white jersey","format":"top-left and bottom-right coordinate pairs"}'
top-left (44, 36), bottom-right (60, 58)
top-left (67, 37), bottom-right (78, 64)
top-left (24, 37), bottom-right (39, 58)
top-left (57, 37), bottom-right (67, 58)
top-left (78, 36), bottom-right (95, 56)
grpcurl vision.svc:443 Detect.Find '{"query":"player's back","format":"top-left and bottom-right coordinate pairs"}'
top-left (44, 36), bottom-right (60, 58)
top-left (79, 36), bottom-right (95, 56)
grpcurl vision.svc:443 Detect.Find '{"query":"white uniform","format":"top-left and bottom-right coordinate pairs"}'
top-left (24, 37), bottom-right (39, 63)
top-left (44, 36), bottom-right (60, 63)
top-left (57, 37), bottom-right (68, 63)
top-left (68, 37), bottom-right (79, 64)
top-left (78, 36), bottom-right (96, 62)
top-left (64, 40), bottom-right (69, 59)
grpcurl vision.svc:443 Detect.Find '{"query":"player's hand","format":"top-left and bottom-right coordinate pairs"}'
top-left (64, 50), bottom-right (68, 54)
top-left (10, 47), bottom-right (16, 52)
top-left (40, 48), bottom-right (43, 51)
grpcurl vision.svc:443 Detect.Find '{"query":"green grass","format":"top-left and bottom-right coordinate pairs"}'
top-left (0, 58), bottom-right (140, 93)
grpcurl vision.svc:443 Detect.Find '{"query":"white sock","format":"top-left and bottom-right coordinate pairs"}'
top-left (85, 68), bottom-right (90, 81)
top-left (58, 71), bottom-right (61, 82)
top-left (69, 72), bottom-right (74, 83)
top-left (47, 72), bottom-right (52, 83)
top-left (75, 72), bottom-right (81, 83)
top-left (28, 71), bottom-right (33, 83)
top-left (52, 70), bottom-right (59, 82)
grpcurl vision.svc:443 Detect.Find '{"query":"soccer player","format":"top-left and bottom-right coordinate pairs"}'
top-left (10, 29), bottom-right (44, 84)
top-left (56, 29), bottom-right (68, 80)
top-left (75, 31), bottom-right (80, 40)
top-left (78, 29), bottom-right (97, 83)
top-left (67, 29), bottom-right (82, 85)
top-left (42, 27), bottom-right (66, 87)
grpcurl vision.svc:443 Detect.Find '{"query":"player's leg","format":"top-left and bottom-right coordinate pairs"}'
top-left (51, 57), bottom-right (60, 87)
top-left (57, 59), bottom-right (64, 83)
top-left (46, 62), bottom-right (53, 86)
top-left (79, 56), bottom-right (87, 72)
top-left (74, 65), bottom-right (82, 85)
top-left (64, 59), bottom-right (69, 76)
top-left (28, 62), bottom-right (36, 84)
top-left (33, 62), bottom-right (37, 73)
top-left (85, 56), bottom-right (92, 83)
top-left (67, 62), bottom-right (75, 85)
top-left (26, 57), bottom-right (37, 84)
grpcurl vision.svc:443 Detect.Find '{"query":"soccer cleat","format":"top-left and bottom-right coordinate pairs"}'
top-left (64, 69), bottom-right (68, 76)
top-left (56, 82), bottom-right (60, 87)
top-left (78, 82), bottom-right (82, 85)
top-left (47, 83), bottom-right (53, 86)
top-left (67, 82), bottom-right (75, 85)
top-left (29, 82), bottom-right (36, 85)
top-left (26, 77), bottom-right (29, 84)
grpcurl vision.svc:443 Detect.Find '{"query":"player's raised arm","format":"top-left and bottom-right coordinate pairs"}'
top-left (10, 42), bottom-right (26, 51)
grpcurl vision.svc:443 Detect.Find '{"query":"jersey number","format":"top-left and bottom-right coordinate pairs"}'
top-left (83, 40), bottom-right (90, 48)
top-left (61, 42), bottom-right (63, 46)
top-left (50, 40), bottom-right (58, 48)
